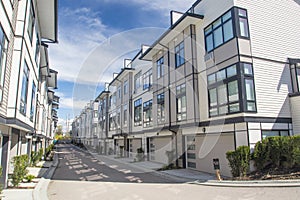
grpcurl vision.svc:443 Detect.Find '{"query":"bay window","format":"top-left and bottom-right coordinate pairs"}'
top-left (143, 100), bottom-right (153, 127)
top-left (157, 93), bottom-right (165, 123)
top-left (134, 98), bottom-right (142, 126)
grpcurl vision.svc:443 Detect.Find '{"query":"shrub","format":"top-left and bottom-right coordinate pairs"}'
top-left (30, 148), bottom-right (44, 166)
top-left (45, 144), bottom-right (54, 157)
top-left (226, 146), bottom-right (250, 177)
top-left (11, 155), bottom-right (29, 187)
top-left (24, 174), bottom-right (35, 183)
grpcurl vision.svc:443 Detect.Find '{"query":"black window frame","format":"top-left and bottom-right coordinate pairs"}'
top-left (175, 41), bottom-right (185, 68)
top-left (157, 93), bottom-right (165, 124)
top-left (143, 99), bottom-right (153, 128)
top-left (30, 81), bottom-right (36, 122)
top-left (204, 7), bottom-right (250, 53)
top-left (20, 62), bottom-right (30, 115)
top-left (157, 56), bottom-right (164, 79)
top-left (27, 1), bottom-right (35, 42)
top-left (0, 25), bottom-right (8, 103)
top-left (143, 69), bottom-right (153, 90)
top-left (134, 98), bottom-right (142, 126)
top-left (207, 62), bottom-right (257, 117)
top-left (176, 83), bottom-right (187, 121)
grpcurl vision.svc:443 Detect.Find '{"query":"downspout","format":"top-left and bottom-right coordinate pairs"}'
top-left (160, 42), bottom-right (179, 167)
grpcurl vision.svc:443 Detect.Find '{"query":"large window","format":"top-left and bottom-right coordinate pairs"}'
top-left (134, 71), bottom-right (142, 91)
top-left (204, 8), bottom-right (249, 52)
top-left (175, 42), bottom-right (185, 68)
top-left (109, 113), bottom-right (116, 131)
top-left (143, 69), bottom-right (152, 90)
top-left (207, 63), bottom-right (256, 117)
top-left (143, 100), bottom-right (153, 127)
top-left (30, 82), bottom-right (36, 121)
top-left (176, 84), bottom-right (187, 121)
top-left (157, 93), bottom-right (165, 124)
top-left (134, 98), bottom-right (142, 126)
top-left (117, 86), bottom-right (121, 99)
top-left (157, 56), bottom-right (164, 79)
top-left (0, 26), bottom-right (8, 102)
top-left (290, 61), bottom-right (300, 93)
top-left (20, 62), bottom-right (29, 115)
top-left (116, 108), bottom-right (121, 129)
top-left (35, 31), bottom-right (40, 65)
top-left (27, 1), bottom-right (35, 42)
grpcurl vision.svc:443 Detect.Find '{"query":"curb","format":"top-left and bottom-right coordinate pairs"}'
top-left (191, 179), bottom-right (300, 187)
top-left (33, 151), bottom-right (59, 200)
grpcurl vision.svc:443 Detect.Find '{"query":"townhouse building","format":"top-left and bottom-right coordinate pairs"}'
top-left (73, 0), bottom-right (300, 177)
top-left (0, 0), bottom-right (59, 187)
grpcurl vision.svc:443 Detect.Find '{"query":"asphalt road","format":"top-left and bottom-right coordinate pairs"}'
top-left (48, 144), bottom-right (300, 200)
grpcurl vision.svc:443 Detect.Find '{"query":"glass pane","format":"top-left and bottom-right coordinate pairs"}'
top-left (210, 108), bottom-right (218, 116)
top-left (238, 9), bottom-right (247, 17)
top-left (219, 105), bottom-right (228, 115)
top-left (217, 69), bottom-right (226, 82)
top-left (213, 18), bottom-right (222, 28)
top-left (245, 79), bottom-right (255, 101)
top-left (229, 103), bottom-right (240, 113)
top-left (214, 26), bottom-right (223, 47)
top-left (209, 88), bottom-right (217, 107)
top-left (247, 102), bottom-right (256, 111)
top-left (223, 20), bottom-right (233, 42)
top-left (297, 68), bottom-right (300, 92)
top-left (262, 131), bottom-right (279, 139)
top-left (228, 80), bottom-right (239, 102)
top-left (205, 25), bottom-right (212, 35)
top-left (182, 96), bottom-right (187, 112)
top-left (222, 11), bottom-right (232, 21)
top-left (239, 18), bottom-right (249, 37)
top-left (243, 63), bottom-right (253, 75)
top-left (207, 74), bottom-right (216, 85)
top-left (218, 84), bottom-right (228, 105)
top-left (227, 65), bottom-right (237, 77)
top-left (206, 34), bottom-right (213, 52)
top-left (280, 131), bottom-right (289, 137)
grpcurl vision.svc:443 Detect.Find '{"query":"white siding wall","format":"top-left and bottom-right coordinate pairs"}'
top-left (234, 0), bottom-right (300, 61)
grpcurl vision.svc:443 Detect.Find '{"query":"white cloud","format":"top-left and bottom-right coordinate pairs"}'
top-left (60, 97), bottom-right (89, 110)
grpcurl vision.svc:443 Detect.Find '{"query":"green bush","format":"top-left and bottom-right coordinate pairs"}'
top-left (226, 146), bottom-right (250, 177)
top-left (30, 148), bottom-right (44, 166)
top-left (11, 155), bottom-right (29, 187)
top-left (253, 136), bottom-right (300, 171)
top-left (45, 144), bottom-right (54, 157)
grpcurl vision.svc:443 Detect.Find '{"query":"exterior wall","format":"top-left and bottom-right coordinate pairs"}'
top-left (290, 96), bottom-right (300, 135)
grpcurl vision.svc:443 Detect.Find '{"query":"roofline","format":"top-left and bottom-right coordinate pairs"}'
top-left (140, 12), bottom-right (204, 60)
top-left (108, 67), bottom-right (135, 87)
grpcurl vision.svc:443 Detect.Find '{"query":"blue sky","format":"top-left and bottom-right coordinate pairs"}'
top-left (49, 0), bottom-right (195, 131)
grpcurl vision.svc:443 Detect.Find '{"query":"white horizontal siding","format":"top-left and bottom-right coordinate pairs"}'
top-left (253, 58), bottom-right (292, 118)
top-left (235, 0), bottom-right (300, 61)
top-left (290, 96), bottom-right (300, 135)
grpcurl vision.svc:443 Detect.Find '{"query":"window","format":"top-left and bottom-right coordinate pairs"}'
top-left (124, 80), bottom-right (128, 94)
top-left (175, 42), bottom-right (185, 67)
top-left (109, 113), bottom-right (116, 131)
top-left (187, 162), bottom-right (196, 168)
top-left (143, 100), bottom-right (153, 127)
top-left (187, 153), bottom-right (196, 159)
top-left (238, 9), bottom-right (249, 38)
top-left (20, 62), bottom-right (29, 115)
top-left (157, 57), bottom-right (164, 79)
top-left (123, 104), bottom-right (128, 127)
top-left (134, 98), bottom-right (142, 126)
top-left (204, 8), bottom-right (250, 52)
top-left (207, 63), bottom-right (256, 117)
top-left (134, 71), bottom-right (142, 91)
top-left (157, 93), bottom-right (165, 123)
top-left (35, 31), bottom-right (40, 65)
top-left (116, 108), bottom-right (121, 129)
top-left (176, 84), bottom-right (187, 121)
top-left (143, 69), bottom-right (152, 90)
top-left (204, 10), bottom-right (233, 52)
top-left (30, 82), bottom-right (36, 121)
top-left (289, 62), bottom-right (300, 93)
top-left (262, 130), bottom-right (290, 139)
top-left (0, 26), bottom-right (8, 102)
top-left (27, 1), bottom-right (35, 42)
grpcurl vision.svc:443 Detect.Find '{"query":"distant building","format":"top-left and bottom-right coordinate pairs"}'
top-left (72, 0), bottom-right (300, 177)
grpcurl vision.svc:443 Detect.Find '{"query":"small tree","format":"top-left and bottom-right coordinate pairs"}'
top-left (226, 146), bottom-right (250, 178)
top-left (11, 155), bottom-right (29, 187)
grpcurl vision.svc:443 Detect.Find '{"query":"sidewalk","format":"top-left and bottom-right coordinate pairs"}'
top-left (2, 153), bottom-right (59, 200)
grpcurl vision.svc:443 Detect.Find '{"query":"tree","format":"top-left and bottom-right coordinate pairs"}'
top-left (54, 125), bottom-right (63, 140)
